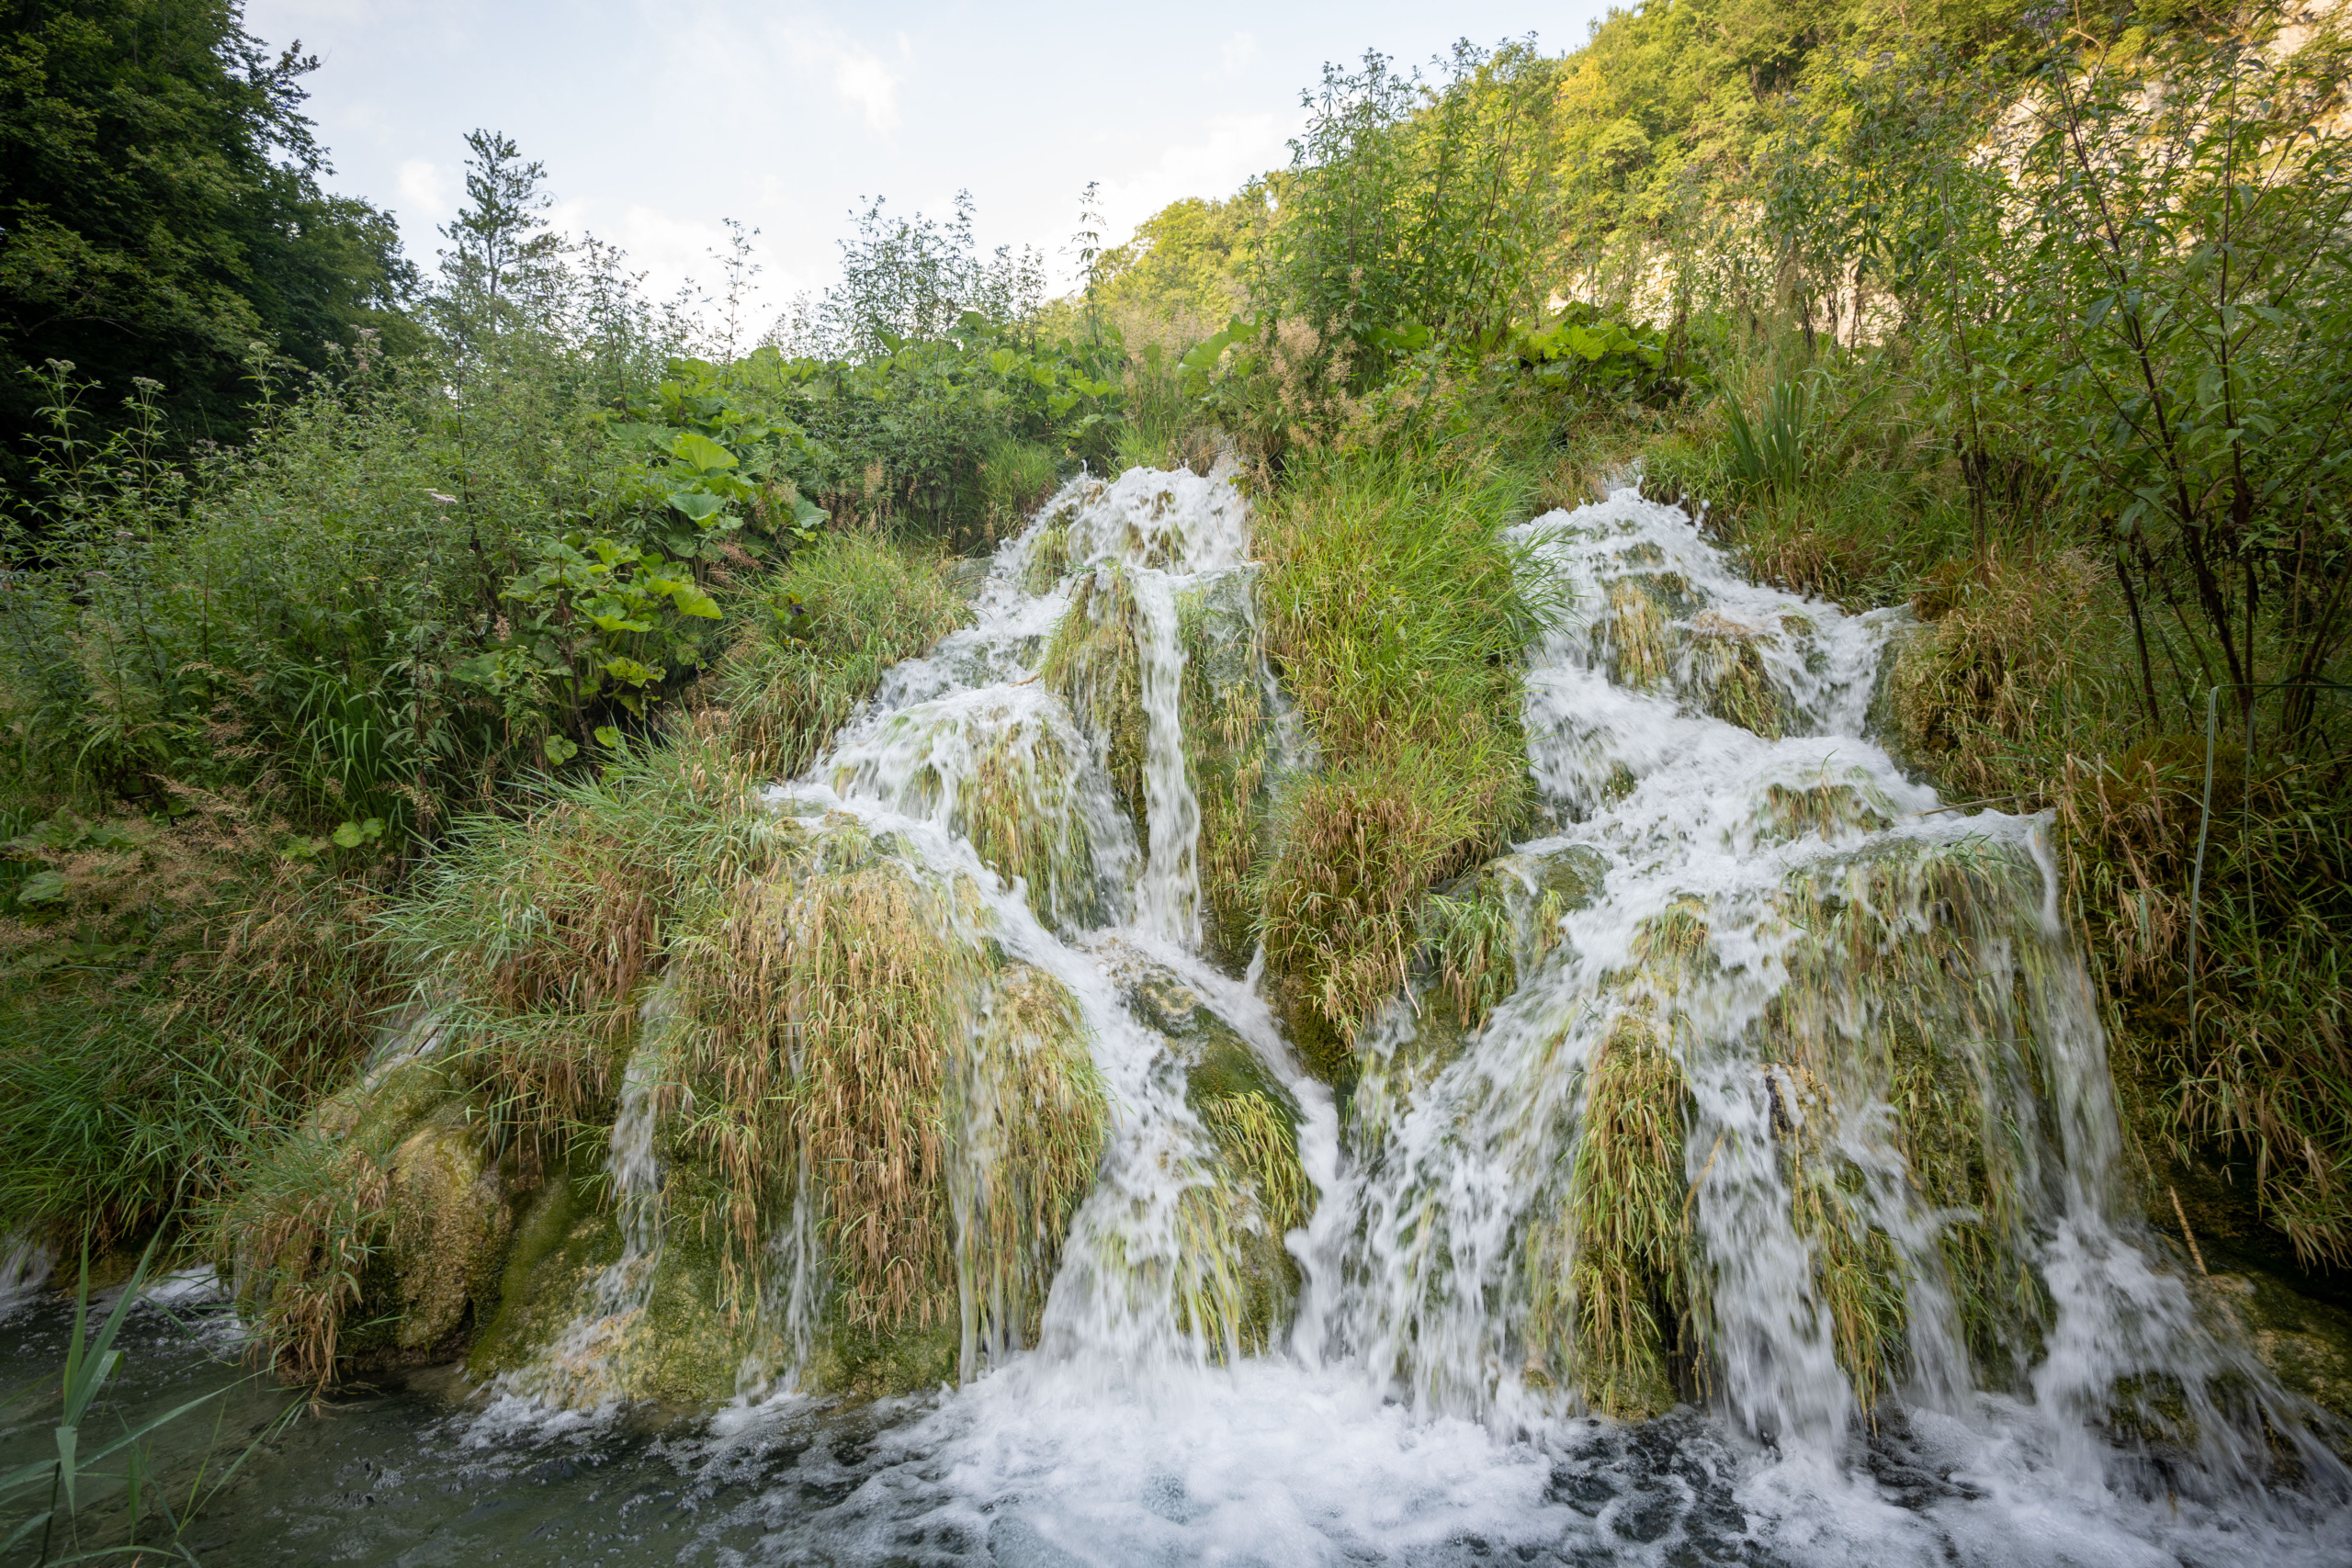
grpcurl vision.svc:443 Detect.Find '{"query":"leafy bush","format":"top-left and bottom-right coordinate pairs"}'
top-left (1261, 40), bottom-right (1562, 401)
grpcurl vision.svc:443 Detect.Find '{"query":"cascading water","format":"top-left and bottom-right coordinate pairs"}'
top-left (697, 473), bottom-right (2345, 1563)
top-left (491, 997), bottom-right (675, 1412)
top-left (60, 468), bottom-right (2338, 1563)
top-left (768, 465), bottom-right (1300, 1378)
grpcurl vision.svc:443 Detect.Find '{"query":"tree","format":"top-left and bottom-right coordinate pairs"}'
top-left (0, 0), bottom-right (417, 486)
top-left (430, 128), bottom-right (566, 343)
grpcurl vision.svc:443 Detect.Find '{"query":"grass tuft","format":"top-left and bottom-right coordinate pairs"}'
top-left (1526, 1007), bottom-right (1694, 1418)
top-left (1040, 567), bottom-right (1149, 835)
top-left (1251, 447), bottom-right (1559, 1080)
top-left (716, 534), bottom-right (973, 779)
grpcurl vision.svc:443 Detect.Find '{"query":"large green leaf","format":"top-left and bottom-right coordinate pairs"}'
top-left (671, 432), bottom-right (738, 472)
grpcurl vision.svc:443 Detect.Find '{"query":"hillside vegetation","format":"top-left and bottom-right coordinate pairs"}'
top-left (2, 0), bottom-right (2346, 1389)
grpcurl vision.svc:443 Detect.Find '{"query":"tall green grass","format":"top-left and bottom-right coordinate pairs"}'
top-left (1250, 445), bottom-right (1564, 1080)
top-left (712, 533), bottom-right (973, 779)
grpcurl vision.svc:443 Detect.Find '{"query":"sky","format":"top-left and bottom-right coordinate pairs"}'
top-left (243, 0), bottom-right (1611, 333)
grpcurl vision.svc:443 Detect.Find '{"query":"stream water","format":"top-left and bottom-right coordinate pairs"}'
top-left (5, 471), bottom-right (2346, 1566)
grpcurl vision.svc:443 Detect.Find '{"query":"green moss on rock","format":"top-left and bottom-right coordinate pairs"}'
top-left (1123, 960), bottom-right (1310, 1356)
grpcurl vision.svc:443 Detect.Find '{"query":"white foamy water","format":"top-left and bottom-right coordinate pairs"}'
top-left (0, 1234), bottom-right (54, 1321)
top-left (479, 474), bottom-right (2346, 1564)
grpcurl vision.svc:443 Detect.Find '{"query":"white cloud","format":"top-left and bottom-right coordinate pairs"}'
top-left (1096, 110), bottom-right (1296, 244)
top-left (827, 44), bottom-right (900, 130)
top-left (1219, 31), bottom-right (1258, 75)
top-left (649, 7), bottom-right (902, 134)
top-left (395, 158), bottom-right (453, 221)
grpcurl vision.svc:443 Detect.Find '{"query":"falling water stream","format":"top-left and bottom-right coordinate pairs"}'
top-left (5, 471), bottom-right (2346, 1565)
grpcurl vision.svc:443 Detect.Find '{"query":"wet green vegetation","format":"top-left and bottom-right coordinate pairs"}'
top-left (3, 4), bottom-right (2350, 1546)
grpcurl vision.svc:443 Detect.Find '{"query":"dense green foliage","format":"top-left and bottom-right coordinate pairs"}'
top-left (0, 129), bottom-right (1127, 1260)
top-left (0, 0), bottom-right (416, 486)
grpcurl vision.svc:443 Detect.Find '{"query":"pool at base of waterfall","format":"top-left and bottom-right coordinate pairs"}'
top-left (6, 1283), bottom-right (2346, 1568)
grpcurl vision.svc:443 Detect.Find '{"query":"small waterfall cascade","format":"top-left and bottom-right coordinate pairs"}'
top-left (752, 465), bottom-right (1312, 1384)
top-left (1310, 484), bottom-right (2345, 1506)
top-left (494, 998), bottom-right (673, 1408)
top-left (0, 1234), bottom-right (51, 1320)
top-left (447, 471), bottom-right (2345, 1562)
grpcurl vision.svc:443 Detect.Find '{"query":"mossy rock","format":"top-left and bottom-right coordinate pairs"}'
top-left (467, 1165), bottom-right (619, 1381)
top-left (384, 1102), bottom-right (513, 1350)
top-left (1864, 618), bottom-right (1938, 778)
top-left (467, 1166), bottom-right (780, 1408)
top-left (2196, 1269), bottom-right (2352, 1460)
top-left (805, 1318), bottom-right (961, 1399)
top-left (292, 1032), bottom-right (519, 1362)
top-left (1121, 961), bottom-right (1310, 1353)
top-left (1476, 842), bottom-right (1608, 917)
top-left (311, 1030), bottom-right (453, 1147)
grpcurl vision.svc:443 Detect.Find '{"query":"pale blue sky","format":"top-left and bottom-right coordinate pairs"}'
top-left (243, 1), bottom-right (1611, 328)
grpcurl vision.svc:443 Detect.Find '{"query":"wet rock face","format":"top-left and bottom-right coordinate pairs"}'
top-left (1124, 964), bottom-right (1298, 1121)
top-left (2195, 1269), bottom-right (2352, 1459)
top-left (386, 1110), bottom-right (513, 1349)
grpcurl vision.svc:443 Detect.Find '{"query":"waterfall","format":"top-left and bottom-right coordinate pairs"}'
top-left (464, 470), bottom-right (2343, 1562)
top-left (763, 465), bottom-right (1299, 1381)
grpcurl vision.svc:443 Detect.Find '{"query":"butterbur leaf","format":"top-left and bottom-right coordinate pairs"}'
top-left (602, 656), bottom-right (661, 686)
top-left (672, 432), bottom-right (738, 472)
top-left (543, 734), bottom-right (579, 765)
top-left (330, 818), bottom-right (383, 850)
top-left (16, 870), bottom-right (66, 904)
top-left (669, 491), bottom-right (726, 523)
top-left (594, 726), bottom-right (624, 750)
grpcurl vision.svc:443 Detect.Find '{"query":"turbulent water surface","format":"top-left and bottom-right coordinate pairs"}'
top-left (5, 471), bottom-right (2346, 1566)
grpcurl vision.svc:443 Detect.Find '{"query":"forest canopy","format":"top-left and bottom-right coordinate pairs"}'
top-left (0, 0), bottom-right (415, 483)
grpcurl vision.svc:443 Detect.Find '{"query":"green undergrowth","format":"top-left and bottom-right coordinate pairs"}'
top-left (715, 532), bottom-right (974, 778)
top-left (1250, 446), bottom-right (1563, 1083)
top-left (0, 789), bottom-right (400, 1254)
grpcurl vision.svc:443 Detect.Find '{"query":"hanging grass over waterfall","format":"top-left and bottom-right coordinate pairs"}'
top-left (1523, 1009), bottom-right (1693, 1419)
top-left (1039, 565), bottom-right (1149, 838)
top-left (715, 534), bottom-right (974, 779)
top-left (1251, 447), bottom-right (1561, 1080)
